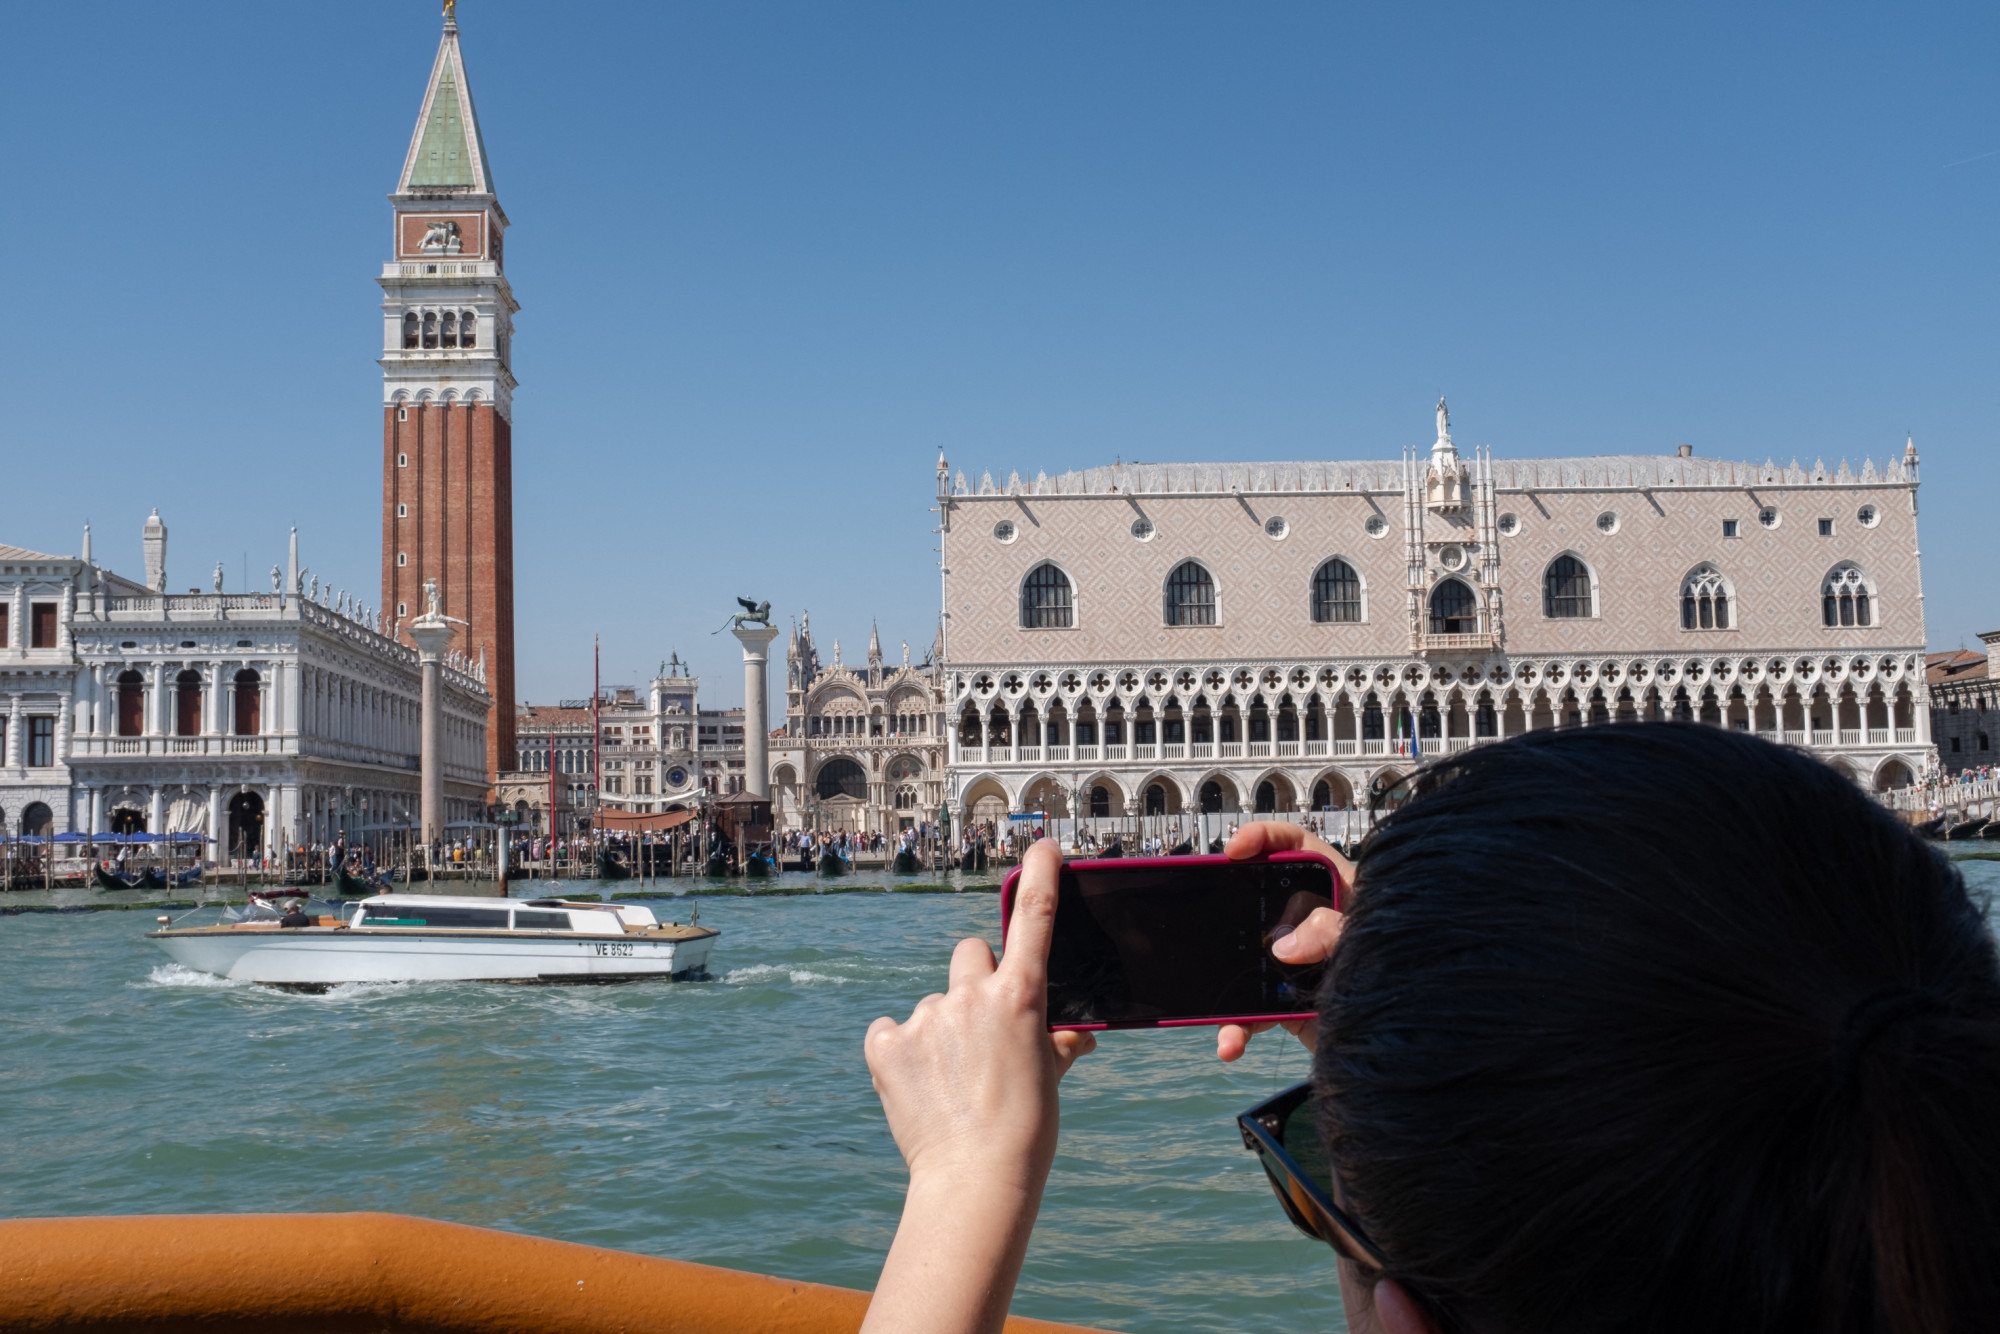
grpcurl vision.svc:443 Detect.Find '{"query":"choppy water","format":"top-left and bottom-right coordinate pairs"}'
top-left (3, 859), bottom-right (1995, 1334)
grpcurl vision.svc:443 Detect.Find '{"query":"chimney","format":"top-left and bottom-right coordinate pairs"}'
top-left (142, 509), bottom-right (168, 592)
top-left (1677, 444), bottom-right (1694, 458)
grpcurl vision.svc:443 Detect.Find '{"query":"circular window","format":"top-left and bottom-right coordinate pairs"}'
top-left (992, 520), bottom-right (1017, 544)
top-left (1130, 517), bottom-right (1156, 542)
top-left (666, 766), bottom-right (688, 787)
top-left (1496, 512), bottom-right (1519, 536)
top-left (1438, 544), bottom-right (1467, 571)
top-left (1263, 515), bottom-right (1289, 540)
top-left (1759, 507), bottom-right (1780, 529)
top-left (1364, 514), bottom-right (1389, 539)
top-left (1596, 511), bottom-right (1620, 535)
top-left (1857, 504), bottom-right (1880, 528)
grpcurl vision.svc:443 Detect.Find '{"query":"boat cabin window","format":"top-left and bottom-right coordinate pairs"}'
top-left (361, 904), bottom-right (510, 930)
top-left (512, 909), bottom-right (573, 931)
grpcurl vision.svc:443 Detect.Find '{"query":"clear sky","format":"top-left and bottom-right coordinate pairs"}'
top-left (2, 2), bottom-right (1994, 715)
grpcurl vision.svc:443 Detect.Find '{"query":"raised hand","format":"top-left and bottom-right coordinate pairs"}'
top-left (1215, 822), bottom-right (1354, 1064)
top-left (860, 837), bottom-right (1094, 1334)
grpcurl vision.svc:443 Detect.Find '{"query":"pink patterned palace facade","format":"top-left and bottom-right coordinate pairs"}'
top-left (936, 403), bottom-right (1934, 822)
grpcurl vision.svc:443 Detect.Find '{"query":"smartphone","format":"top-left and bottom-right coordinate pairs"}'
top-left (999, 851), bottom-right (1343, 1032)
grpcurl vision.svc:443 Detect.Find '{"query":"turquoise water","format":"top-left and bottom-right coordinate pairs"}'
top-left (3, 860), bottom-right (1995, 1334)
top-left (0, 873), bottom-right (1338, 1334)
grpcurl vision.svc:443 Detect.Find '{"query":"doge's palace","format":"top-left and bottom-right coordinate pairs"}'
top-left (938, 403), bottom-right (1935, 823)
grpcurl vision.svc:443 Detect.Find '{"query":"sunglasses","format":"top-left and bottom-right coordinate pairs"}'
top-left (1237, 1082), bottom-right (1391, 1272)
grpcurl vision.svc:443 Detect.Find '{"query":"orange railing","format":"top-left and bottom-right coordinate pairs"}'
top-left (0, 1212), bottom-right (1113, 1334)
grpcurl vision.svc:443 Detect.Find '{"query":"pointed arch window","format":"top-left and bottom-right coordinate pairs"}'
top-left (1544, 555), bottom-right (1593, 618)
top-left (1020, 563), bottom-right (1074, 629)
top-left (1681, 565), bottom-right (1731, 630)
top-left (1823, 565), bottom-right (1874, 627)
top-left (1164, 561), bottom-right (1217, 626)
top-left (1310, 558), bottom-right (1362, 623)
top-left (1427, 579), bottom-right (1478, 634)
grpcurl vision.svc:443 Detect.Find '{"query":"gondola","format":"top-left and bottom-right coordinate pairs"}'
top-left (1168, 840), bottom-right (1195, 856)
top-left (1093, 840), bottom-right (1123, 860)
top-left (1945, 818), bottom-right (1986, 841)
top-left (816, 849), bottom-right (850, 876)
top-left (1980, 821), bottom-right (2000, 841)
top-left (94, 864), bottom-right (145, 890)
top-left (1915, 815), bottom-right (1947, 838)
top-left (1208, 837), bottom-right (1226, 853)
top-left (335, 864), bottom-right (391, 896)
top-left (164, 865), bottom-right (203, 888)
top-left (704, 851), bottom-right (731, 877)
top-left (891, 848), bottom-right (921, 874)
top-left (596, 849), bottom-right (633, 881)
top-left (743, 852), bottom-right (774, 878)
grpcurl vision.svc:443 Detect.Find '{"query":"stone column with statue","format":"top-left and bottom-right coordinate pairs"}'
top-left (405, 579), bottom-right (462, 860)
top-left (725, 598), bottom-right (779, 799)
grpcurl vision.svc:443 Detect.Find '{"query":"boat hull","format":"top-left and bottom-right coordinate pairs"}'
top-left (149, 929), bottom-right (717, 987)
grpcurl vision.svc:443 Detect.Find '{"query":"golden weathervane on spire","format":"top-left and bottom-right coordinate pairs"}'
top-left (443, 0), bottom-right (456, 19)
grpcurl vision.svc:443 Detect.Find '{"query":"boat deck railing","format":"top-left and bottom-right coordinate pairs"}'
top-left (1, 1211), bottom-right (1115, 1334)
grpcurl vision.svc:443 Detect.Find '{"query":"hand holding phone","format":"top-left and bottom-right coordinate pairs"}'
top-left (1214, 821), bottom-right (1353, 1062)
top-left (1001, 841), bottom-right (1345, 1032)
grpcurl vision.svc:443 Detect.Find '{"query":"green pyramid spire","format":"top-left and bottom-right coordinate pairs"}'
top-left (398, 22), bottom-right (494, 195)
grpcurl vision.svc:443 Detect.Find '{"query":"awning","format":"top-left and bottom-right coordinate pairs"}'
top-left (594, 808), bottom-right (696, 832)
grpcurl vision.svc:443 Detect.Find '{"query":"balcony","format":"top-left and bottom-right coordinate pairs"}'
top-left (1220, 742), bottom-right (1243, 758)
top-left (1016, 747), bottom-right (1041, 763)
top-left (1782, 729), bottom-right (1806, 745)
top-left (1895, 728), bottom-right (1916, 743)
top-left (1334, 740), bottom-right (1358, 756)
top-left (1868, 729), bottom-right (1889, 745)
top-left (1811, 729), bottom-right (1834, 747)
top-left (1416, 630), bottom-right (1503, 656)
top-left (1247, 742), bottom-right (1272, 757)
top-left (1276, 741), bottom-right (1300, 757)
top-left (1304, 740), bottom-right (1329, 756)
top-left (1133, 744), bottom-right (1157, 761)
top-left (1362, 739), bottom-right (1388, 755)
top-left (1045, 746), bottom-right (1070, 762)
top-left (1162, 743), bottom-right (1186, 759)
top-left (1104, 745), bottom-right (1128, 761)
top-left (1075, 745), bottom-right (1100, 761)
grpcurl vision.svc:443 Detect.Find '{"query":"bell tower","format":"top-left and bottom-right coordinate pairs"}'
top-left (379, 3), bottom-right (516, 786)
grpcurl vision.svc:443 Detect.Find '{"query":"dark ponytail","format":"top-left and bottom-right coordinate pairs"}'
top-left (1316, 724), bottom-right (2000, 1334)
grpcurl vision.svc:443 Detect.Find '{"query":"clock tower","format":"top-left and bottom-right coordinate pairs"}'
top-left (379, 5), bottom-right (516, 786)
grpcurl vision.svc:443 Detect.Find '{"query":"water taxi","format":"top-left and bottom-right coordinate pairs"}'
top-left (147, 894), bottom-right (718, 988)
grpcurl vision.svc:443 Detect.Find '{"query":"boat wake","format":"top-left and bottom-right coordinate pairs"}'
top-left (140, 963), bottom-right (250, 990)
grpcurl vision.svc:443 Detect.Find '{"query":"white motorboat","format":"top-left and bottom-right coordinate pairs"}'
top-left (148, 894), bottom-right (719, 989)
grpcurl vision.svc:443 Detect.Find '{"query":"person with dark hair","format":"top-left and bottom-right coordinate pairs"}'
top-left (860, 724), bottom-right (2000, 1334)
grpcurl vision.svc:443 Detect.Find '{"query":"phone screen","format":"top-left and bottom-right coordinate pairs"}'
top-left (1024, 857), bottom-right (1336, 1028)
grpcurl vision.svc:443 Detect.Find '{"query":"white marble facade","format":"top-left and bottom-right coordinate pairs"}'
top-left (0, 519), bottom-right (490, 857)
top-left (768, 616), bottom-right (946, 834)
top-left (937, 409), bottom-right (1936, 823)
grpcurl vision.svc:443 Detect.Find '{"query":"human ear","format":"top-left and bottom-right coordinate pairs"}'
top-left (1373, 1278), bottom-right (1444, 1334)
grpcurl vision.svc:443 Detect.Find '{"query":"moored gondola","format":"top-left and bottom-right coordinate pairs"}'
top-left (704, 851), bottom-right (730, 877)
top-left (1980, 821), bottom-right (2000, 840)
top-left (595, 849), bottom-right (633, 880)
top-left (1945, 818), bottom-right (1986, 841)
top-left (816, 849), bottom-right (849, 876)
top-left (1915, 815), bottom-right (1947, 837)
top-left (743, 852), bottom-right (774, 877)
top-left (1094, 840), bottom-right (1123, 860)
top-left (891, 848), bottom-right (920, 874)
top-left (93, 863), bottom-right (145, 891)
top-left (1168, 840), bottom-right (1195, 856)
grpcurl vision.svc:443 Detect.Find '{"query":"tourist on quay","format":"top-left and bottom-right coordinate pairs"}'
top-left (859, 724), bottom-right (2000, 1334)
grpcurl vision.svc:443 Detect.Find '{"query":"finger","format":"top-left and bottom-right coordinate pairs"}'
top-left (948, 935), bottom-right (997, 990)
top-left (1051, 1028), bottom-right (1096, 1076)
top-left (1224, 821), bottom-right (1303, 860)
top-left (1273, 905), bottom-right (1344, 964)
top-left (864, 1015), bottom-right (899, 1071)
top-left (998, 838), bottom-right (1062, 991)
top-left (1216, 1020), bottom-right (1276, 1063)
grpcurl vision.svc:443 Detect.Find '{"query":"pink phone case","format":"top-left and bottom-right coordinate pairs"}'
top-left (998, 849), bottom-right (1344, 1032)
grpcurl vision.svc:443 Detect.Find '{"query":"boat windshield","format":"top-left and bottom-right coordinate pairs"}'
top-left (360, 904), bottom-right (510, 930)
top-left (512, 909), bottom-right (573, 931)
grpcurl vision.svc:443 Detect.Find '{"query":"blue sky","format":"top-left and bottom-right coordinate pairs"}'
top-left (2, 2), bottom-right (1994, 711)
